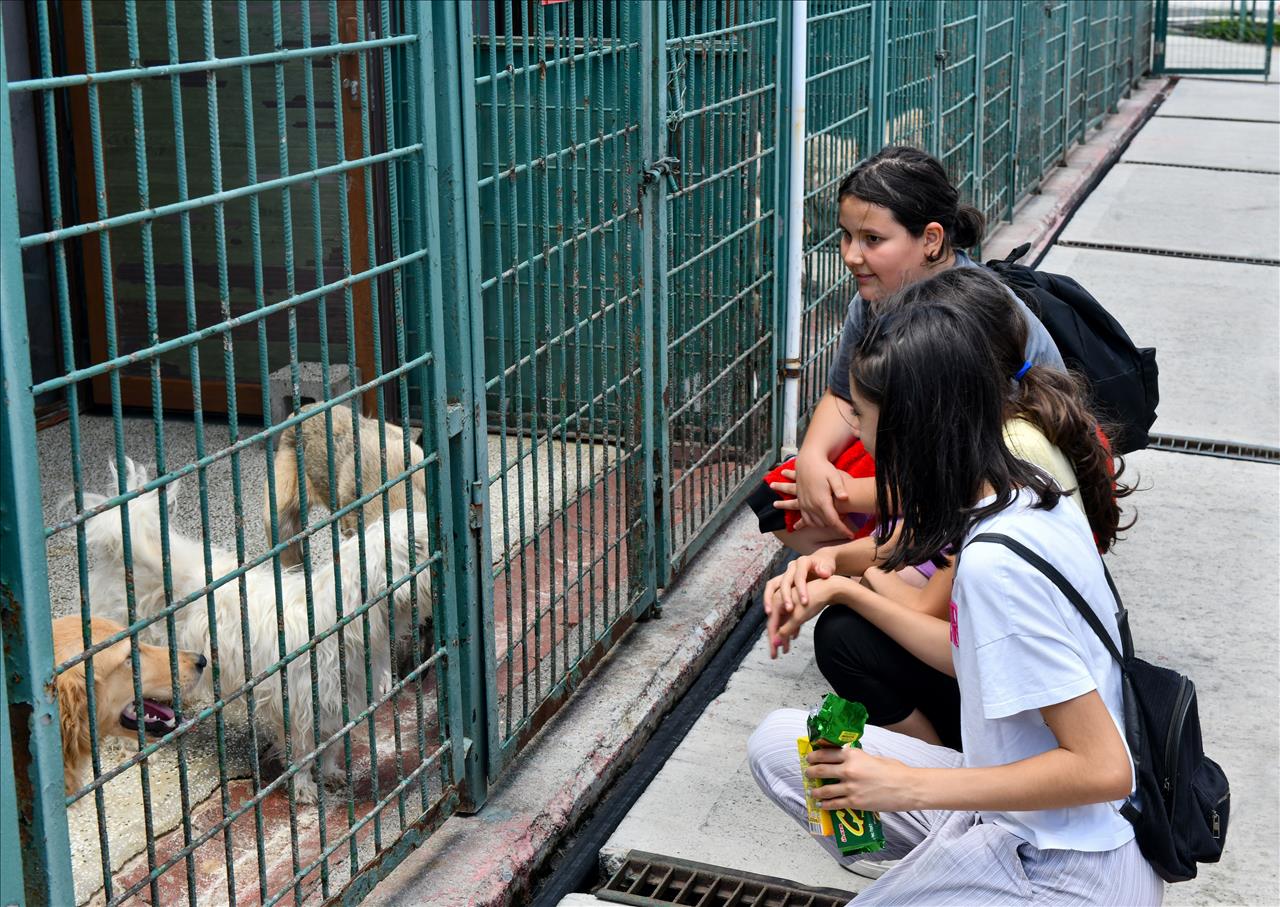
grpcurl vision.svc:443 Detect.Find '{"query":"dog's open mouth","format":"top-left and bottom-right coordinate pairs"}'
top-left (120, 699), bottom-right (177, 736)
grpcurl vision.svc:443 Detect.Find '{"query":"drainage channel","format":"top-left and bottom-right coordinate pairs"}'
top-left (1053, 238), bottom-right (1280, 267)
top-left (1148, 433), bottom-right (1280, 464)
top-left (596, 851), bottom-right (852, 907)
top-left (528, 557), bottom-right (787, 907)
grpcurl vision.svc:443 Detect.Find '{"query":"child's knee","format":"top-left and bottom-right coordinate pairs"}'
top-left (747, 708), bottom-right (807, 776)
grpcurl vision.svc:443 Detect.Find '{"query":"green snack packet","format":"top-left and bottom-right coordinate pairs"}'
top-left (806, 693), bottom-right (886, 855)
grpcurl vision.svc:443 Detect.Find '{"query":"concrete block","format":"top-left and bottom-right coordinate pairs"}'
top-left (1122, 117), bottom-right (1279, 173)
top-left (1106, 451), bottom-right (1279, 906)
top-left (1155, 78), bottom-right (1280, 123)
top-left (1039, 246), bottom-right (1279, 446)
top-left (266, 362), bottom-right (358, 427)
top-left (1059, 163), bottom-right (1280, 261)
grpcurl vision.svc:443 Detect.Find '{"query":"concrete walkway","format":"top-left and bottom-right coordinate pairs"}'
top-left (586, 75), bottom-right (1280, 906)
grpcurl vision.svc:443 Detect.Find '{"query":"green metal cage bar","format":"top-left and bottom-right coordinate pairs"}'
top-left (661, 0), bottom-right (782, 578)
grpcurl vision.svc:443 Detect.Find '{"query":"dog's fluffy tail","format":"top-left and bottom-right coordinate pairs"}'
top-left (266, 425), bottom-right (304, 568)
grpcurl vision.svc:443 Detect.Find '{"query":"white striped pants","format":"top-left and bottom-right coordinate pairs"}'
top-left (747, 709), bottom-right (1164, 905)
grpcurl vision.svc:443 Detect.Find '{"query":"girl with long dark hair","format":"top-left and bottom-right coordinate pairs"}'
top-left (747, 273), bottom-right (1159, 903)
top-left (763, 269), bottom-right (1132, 758)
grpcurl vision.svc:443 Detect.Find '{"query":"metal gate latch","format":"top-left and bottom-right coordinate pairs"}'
top-left (641, 156), bottom-right (680, 188)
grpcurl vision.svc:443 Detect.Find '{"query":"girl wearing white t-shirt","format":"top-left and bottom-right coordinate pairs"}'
top-left (748, 269), bottom-right (1162, 904)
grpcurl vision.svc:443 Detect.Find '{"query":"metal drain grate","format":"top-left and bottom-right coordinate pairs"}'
top-left (1147, 433), bottom-right (1280, 464)
top-left (1054, 239), bottom-right (1279, 267)
top-left (597, 852), bottom-right (853, 907)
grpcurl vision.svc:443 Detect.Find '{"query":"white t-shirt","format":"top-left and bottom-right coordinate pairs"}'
top-left (951, 488), bottom-right (1134, 852)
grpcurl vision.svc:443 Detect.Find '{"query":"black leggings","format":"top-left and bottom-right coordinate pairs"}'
top-left (813, 605), bottom-right (963, 751)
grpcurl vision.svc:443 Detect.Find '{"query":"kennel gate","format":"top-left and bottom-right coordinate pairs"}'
top-left (1, 2), bottom-right (480, 904)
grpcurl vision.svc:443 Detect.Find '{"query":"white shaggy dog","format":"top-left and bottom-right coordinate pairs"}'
top-left (83, 459), bottom-right (432, 802)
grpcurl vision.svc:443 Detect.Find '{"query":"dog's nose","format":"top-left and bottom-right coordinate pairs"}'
top-left (195, 654), bottom-right (208, 671)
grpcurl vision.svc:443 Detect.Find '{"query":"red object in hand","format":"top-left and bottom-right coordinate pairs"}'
top-left (763, 440), bottom-right (877, 536)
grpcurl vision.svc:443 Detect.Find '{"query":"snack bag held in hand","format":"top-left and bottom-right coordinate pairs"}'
top-left (797, 694), bottom-right (886, 855)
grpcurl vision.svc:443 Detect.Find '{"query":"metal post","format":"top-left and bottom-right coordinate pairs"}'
top-left (0, 15), bottom-right (76, 904)
top-left (870, 0), bottom-right (887, 151)
top-left (409, 0), bottom-right (470, 810)
top-left (1079, 1), bottom-right (1090, 142)
top-left (426, 0), bottom-right (494, 809)
top-left (640, 1), bottom-right (669, 590)
top-left (0, 641), bottom-right (26, 905)
top-left (1062, 1), bottom-right (1073, 160)
top-left (971, 2), bottom-right (988, 222)
top-left (1153, 0), bottom-right (1167, 75)
top-left (1264, 0), bottom-right (1275, 81)
top-left (780, 0), bottom-right (807, 459)
top-left (1007, 0), bottom-right (1023, 222)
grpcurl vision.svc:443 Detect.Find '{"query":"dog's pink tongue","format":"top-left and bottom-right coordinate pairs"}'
top-left (142, 699), bottom-right (175, 725)
top-left (121, 699), bottom-right (177, 734)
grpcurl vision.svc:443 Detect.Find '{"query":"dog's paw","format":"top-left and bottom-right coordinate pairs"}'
top-left (290, 773), bottom-right (320, 805)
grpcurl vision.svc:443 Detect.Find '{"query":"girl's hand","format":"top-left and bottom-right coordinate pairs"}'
top-left (770, 576), bottom-right (847, 656)
top-left (763, 550), bottom-right (837, 658)
top-left (804, 744), bottom-right (919, 812)
top-left (777, 458), bottom-right (856, 539)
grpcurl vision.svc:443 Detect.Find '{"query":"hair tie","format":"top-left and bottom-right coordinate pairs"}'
top-left (1013, 360), bottom-right (1032, 382)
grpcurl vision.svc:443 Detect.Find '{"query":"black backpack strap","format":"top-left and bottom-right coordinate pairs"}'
top-left (1101, 562), bottom-right (1135, 661)
top-left (967, 532), bottom-right (1126, 667)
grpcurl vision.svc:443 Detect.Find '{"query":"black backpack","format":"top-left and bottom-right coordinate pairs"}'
top-left (985, 243), bottom-right (1160, 455)
top-left (968, 532), bottom-right (1230, 883)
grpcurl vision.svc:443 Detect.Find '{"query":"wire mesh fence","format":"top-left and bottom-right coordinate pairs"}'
top-left (660, 0), bottom-right (781, 574)
top-left (3, 2), bottom-right (465, 903)
top-left (793, 0), bottom-right (1155, 429)
top-left (2, 1), bottom-right (1154, 904)
top-left (1156, 0), bottom-right (1276, 76)
top-left (469, 0), bottom-right (656, 766)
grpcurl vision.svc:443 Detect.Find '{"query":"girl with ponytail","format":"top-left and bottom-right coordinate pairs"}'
top-left (747, 146), bottom-right (1064, 555)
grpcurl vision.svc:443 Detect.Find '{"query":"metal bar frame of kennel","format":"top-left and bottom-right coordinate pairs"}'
top-left (1, 2), bottom-right (475, 904)
top-left (2, 2), bottom-right (1157, 904)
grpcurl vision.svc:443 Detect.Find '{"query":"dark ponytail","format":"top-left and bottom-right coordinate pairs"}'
top-left (838, 145), bottom-right (985, 255)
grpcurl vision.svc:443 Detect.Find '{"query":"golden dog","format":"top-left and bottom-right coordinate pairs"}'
top-left (53, 615), bottom-right (205, 796)
top-left (265, 403), bottom-right (428, 568)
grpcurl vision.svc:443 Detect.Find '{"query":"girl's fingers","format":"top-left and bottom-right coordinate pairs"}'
top-left (795, 568), bottom-right (808, 605)
top-left (828, 473), bottom-right (849, 501)
top-left (780, 468), bottom-right (797, 481)
top-left (803, 747), bottom-right (846, 764)
top-left (771, 496), bottom-right (801, 511)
